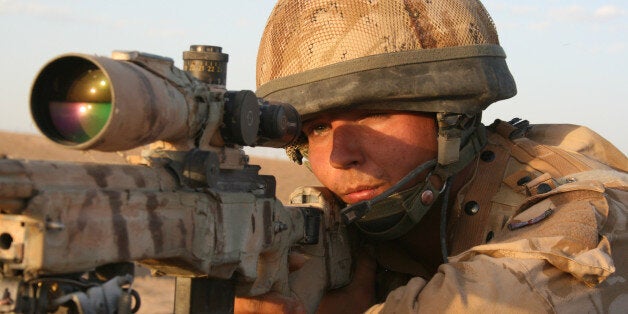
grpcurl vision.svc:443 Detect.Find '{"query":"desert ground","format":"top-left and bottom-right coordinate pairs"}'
top-left (0, 131), bottom-right (320, 313)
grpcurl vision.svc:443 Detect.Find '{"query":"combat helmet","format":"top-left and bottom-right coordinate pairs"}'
top-left (256, 0), bottom-right (516, 245)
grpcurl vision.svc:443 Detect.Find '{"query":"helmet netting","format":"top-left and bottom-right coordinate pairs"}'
top-left (257, 0), bottom-right (498, 88)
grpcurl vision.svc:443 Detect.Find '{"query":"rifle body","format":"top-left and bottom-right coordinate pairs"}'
top-left (0, 151), bottom-right (340, 313)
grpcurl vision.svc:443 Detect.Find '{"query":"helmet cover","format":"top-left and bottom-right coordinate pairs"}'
top-left (256, 0), bottom-right (516, 118)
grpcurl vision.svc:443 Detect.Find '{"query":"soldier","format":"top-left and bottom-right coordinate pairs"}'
top-left (237, 0), bottom-right (628, 312)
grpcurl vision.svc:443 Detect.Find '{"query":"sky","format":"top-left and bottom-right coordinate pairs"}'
top-left (0, 0), bottom-right (626, 159)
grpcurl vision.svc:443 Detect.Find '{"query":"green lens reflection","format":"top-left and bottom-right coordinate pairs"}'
top-left (49, 69), bottom-right (112, 143)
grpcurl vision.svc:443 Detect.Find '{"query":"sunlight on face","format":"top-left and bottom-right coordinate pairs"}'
top-left (304, 111), bottom-right (437, 204)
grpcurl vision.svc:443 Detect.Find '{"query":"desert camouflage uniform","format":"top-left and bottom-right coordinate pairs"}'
top-left (255, 1), bottom-right (627, 311)
top-left (365, 121), bottom-right (628, 313)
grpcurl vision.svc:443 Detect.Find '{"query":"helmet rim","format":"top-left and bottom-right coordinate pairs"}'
top-left (257, 44), bottom-right (516, 120)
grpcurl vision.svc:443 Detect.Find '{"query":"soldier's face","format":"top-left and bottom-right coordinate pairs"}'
top-left (304, 110), bottom-right (438, 204)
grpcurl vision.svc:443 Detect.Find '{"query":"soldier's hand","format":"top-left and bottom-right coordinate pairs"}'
top-left (234, 249), bottom-right (377, 314)
top-left (316, 250), bottom-right (377, 314)
top-left (234, 252), bottom-right (307, 314)
top-left (234, 292), bottom-right (306, 314)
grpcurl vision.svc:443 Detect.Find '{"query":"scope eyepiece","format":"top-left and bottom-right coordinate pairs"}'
top-left (258, 101), bottom-right (301, 148)
top-left (221, 91), bottom-right (301, 148)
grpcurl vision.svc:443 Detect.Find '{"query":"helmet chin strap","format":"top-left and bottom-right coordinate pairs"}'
top-left (439, 175), bottom-right (455, 263)
top-left (340, 158), bottom-right (438, 225)
top-left (339, 157), bottom-right (449, 241)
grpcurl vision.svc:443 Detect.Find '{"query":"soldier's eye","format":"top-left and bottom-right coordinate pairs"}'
top-left (304, 122), bottom-right (330, 137)
top-left (312, 123), bottom-right (329, 135)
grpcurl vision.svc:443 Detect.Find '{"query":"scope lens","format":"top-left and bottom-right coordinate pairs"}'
top-left (48, 69), bottom-right (112, 143)
top-left (32, 57), bottom-right (114, 146)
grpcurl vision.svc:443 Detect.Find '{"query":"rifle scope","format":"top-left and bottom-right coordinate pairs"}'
top-left (30, 46), bottom-right (301, 151)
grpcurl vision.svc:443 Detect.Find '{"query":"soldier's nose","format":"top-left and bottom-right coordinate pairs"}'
top-left (329, 125), bottom-right (364, 169)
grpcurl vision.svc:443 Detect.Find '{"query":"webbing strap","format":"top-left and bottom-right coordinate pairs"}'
top-left (510, 139), bottom-right (592, 177)
top-left (448, 137), bottom-right (511, 255)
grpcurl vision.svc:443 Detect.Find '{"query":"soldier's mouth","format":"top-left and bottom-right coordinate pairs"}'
top-left (343, 186), bottom-right (384, 204)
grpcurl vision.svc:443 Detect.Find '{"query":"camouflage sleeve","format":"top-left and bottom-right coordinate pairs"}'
top-left (366, 175), bottom-right (628, 313)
